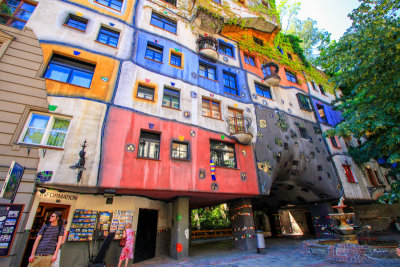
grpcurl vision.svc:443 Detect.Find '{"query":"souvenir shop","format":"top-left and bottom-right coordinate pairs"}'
top-left (21, 188), bottom-right (172, 267)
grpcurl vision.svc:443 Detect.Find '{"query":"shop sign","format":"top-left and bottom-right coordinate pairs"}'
top-left (0, 204), bottom-right (24, 257)
top-left (39, 191), bottom-right (78, 201)
top-left (0, 161), bottom-right (24, 201)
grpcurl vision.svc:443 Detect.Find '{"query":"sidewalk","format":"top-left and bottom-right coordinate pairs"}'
top-left (130, 237), bottom-right (400, 266)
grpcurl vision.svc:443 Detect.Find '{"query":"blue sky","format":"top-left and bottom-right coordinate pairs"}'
top-left (276, 0), bottom-right (361, 40)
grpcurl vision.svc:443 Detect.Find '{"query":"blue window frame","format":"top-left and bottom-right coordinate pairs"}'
top-left (150, 12), bottom-right (177, 34)
top-left (297, 93), bottom-right (312, 111)
top-left (219, 41), bottom-right (234, 57)
top-left (199, 61), bottom-right (216, 80)
top-left (277, 46), bottom-right (284, 55)
top-left (319, 84), bottom-right (326, 95)
top-left (97, 26), bottom-right (120, 47)
top-left (285, 70), bottom-right (298, 83)
top-left (65, 14), bottom-right (88, 31)
top-left (44, 54), bottom-right (95, 88)
top-left (145, 42), bottom-right (163, 62)
top-left (94, 0), bottom-right (123, 11)
top-left (262, 65), bottom-right (272, 77)
top-left (170, 52), bottom-right (182, 67)
top-left (244, 54), bottom-right (255, 66)
top-left (223, 71), bottom-right (238, 95)
top-left (162, 87), bottom-right (180, 109)
top-left (255, 83), bottom-right (272, 99)
top-left (0, 0), bottom-right (37, 30)
top-left (212, 0), bottom-right (221, 3)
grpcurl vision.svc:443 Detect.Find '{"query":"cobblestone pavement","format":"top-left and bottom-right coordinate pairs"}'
top-left (132, 237), bottom-right (400, 267)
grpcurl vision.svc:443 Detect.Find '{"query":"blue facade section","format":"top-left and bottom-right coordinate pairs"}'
top-left (134, 32), bottom-right (252, 103)
top-left (311, 98), bottom-right (342, 126)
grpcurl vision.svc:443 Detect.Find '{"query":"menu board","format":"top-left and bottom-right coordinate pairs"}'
top-left (0, 204), bottom-right (24, 257)
top-left (68, 209), bottom-right (97, 241)
top-left (110, 210), bottom-right (133, 239)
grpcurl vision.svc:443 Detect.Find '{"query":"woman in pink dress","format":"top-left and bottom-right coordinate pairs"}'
top-left (118, 222), bottom-right (134, 267)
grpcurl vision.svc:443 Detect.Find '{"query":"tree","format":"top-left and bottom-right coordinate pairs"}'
top-left (287, 18), bottom-right (331, 64)
top-left (317, 0), bottom-right (400, 169)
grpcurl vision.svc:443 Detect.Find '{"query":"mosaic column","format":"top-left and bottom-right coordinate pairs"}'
top-left (170, 197), bottom-right (189, 260)
top-left (230, 198), bottom-right (257, 252)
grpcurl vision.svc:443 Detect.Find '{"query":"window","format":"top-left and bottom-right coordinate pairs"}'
top-left (97, 26), bottom-right (120, 47)
top-left (253, 36), bottom-right (264, 46)
top-left (43, 54), bottom-right (95, 88)
top-left (150, 12), bottom-right (177, 34)
top-left (330, 136), bottom-right (340, 148)
top-left (366, 168), bottom-right (379, 186)
top-left (316, 104), bottom-right (328, 123)
top-left (285, 70), bottom-right (298, 83)
top-left (277, 46), bottom-right (284, 55)
top-left (162, 87), bottom-right (180, 109)
top-left (170, 51), bottom-right (182, 68)
top-left (223, 71), bottom-right (238, 95)
top-left (297, 93), bottom-right (312, 111)
top-left (210, 140), bottom-right (237, 168)
top-left (138, 131), bottom-right (160, 159)
top-left (311, 82), bottom-right (318, 91)
top-left (137, 84), bottom-right (155, 100)
top-left (163, 0), bottom-right (176, 6)
top-left (64, 14), bottom-right (88, 31)
top-left (319, 84), bottom-right (326, 95)
top-left (244, 54), bottom-right (255, 66)
top-left (262, 65), bottom-right (272, 77)
top-left (19, 113), bottom-right (70, 148)
top-left (219, 41), bottom-right (233, 57)
top-left (202, 98), bottom-right (221, 119)
top-left (145, 42), bottom-right (163, 62)
top-left (171, 141), bottom-right (189, 160)
top-left (343, 165), bottom-right (356, 183)
top-left (212, 0), bottom-right (221, 4)
top-left (94, 0), bottom-right (123, 11)
top-left (299, 127), bottom-right (308, 139)
top-left (255, 82), bottom-right (272, 99)
top-left (199, 61), bottom-right (216, 80)
top-left (287, 53), bottom-right (293, 60)
top-left (228, 107), bottom-right (245, 133)
top-left (0, 0), bottom-right (36, 30)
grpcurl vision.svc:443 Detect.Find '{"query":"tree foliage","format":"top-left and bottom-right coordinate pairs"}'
top-left (377, 180), bottom-right (400, 204)
top-left (191, 204), bottom-right (231, 230)
top-left (317, 0), bottom-right (400, 166)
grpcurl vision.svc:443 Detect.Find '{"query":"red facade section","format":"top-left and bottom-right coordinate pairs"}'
top-left (99, 106), bottom-right (259, 200)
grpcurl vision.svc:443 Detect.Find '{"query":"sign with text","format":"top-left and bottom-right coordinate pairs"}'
top-left (0, 204), bottom-right (24, 257)
top-left (0, 161), bottom-right (24, 202)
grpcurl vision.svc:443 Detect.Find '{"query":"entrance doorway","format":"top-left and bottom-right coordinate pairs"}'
top-left (20, 203), bottom-right (70, 267)
top-left (133, 209), bottom-right (158, 263)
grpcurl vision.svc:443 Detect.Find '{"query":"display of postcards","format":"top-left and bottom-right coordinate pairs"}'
top-left (101, 223), bottom-right (109, 231)
top-left (0, 222), bottom-right (4, 229)
top-left (0, 216), bottom-right (6, 222)
top-left (0, 235), bottom-right (11, 242)
top-left (74, 228), bottom-right (81, 233)
top-left (7, 210), bottom-right (19, 218)
top-left (0, 243), bottom-right (9, 249)
top-left (4, 219), bottom-right (16, 226)
top-left (81, 228), bottom-right (88, 233)
top-left (99, 212), bottom-right (111, 222)
top-left (1, 227), bottom-right (13, 234)
top-left (90, 218), bottom-right (96, 222)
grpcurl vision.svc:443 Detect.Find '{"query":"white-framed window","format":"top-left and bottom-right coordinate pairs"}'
top-left (19, 113), bottom-right (71, 148)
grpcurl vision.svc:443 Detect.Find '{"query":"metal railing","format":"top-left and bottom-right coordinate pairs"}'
top-left (226, 115), bottom-right (253, 135)
top-left (196, 36), bottom-right (219, 53)
top-left (191, 229), bottom-right (232, 240)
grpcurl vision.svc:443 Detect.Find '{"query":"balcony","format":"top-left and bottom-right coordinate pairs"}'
top-left (226, 115), bottom-right (254, 145)
top-left (262, 62), bottom-right (281, 86)
top-left (367, 185), bottom-right (386, 200)
top-left (196, 36), bottom-right (219, 62)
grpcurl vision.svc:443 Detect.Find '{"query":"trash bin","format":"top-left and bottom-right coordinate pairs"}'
top-left (256, 230), bottom-right (265, 250)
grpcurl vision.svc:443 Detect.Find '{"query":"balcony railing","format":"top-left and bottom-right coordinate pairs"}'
top-left (196, 36), bottom-right (219, 62)
top-left (226, 115), bottom-right (254, 145)
top-left (367, 185), bottom-right (386, 199)
top-left (262, 62), bottom-right (281, 86)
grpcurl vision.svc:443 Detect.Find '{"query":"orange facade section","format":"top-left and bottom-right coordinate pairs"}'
top-left (99, 106), bottom-right (259, 197)
top-left (41, 44), bottom-right (119, 102)
top-left (68, 0), bottom-right (136, 23)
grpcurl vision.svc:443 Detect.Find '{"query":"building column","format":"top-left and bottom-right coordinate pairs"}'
top-left (170, 197), bottom-right (189, 260)
top-left (230, 198), bottom-right (257, 252)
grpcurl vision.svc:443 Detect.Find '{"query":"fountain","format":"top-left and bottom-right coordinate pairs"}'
top-left (299, 197), bottom-right (399, 263)
top-left (327, 197), bottom-right (358, 244)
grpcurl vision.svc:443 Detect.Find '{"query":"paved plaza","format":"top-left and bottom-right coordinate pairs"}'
top-left (132, 237), bottom-right (400, 267)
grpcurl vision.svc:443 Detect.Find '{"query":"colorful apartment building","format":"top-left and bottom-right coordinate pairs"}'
top-left (0, 0), bottom-right (397, 266)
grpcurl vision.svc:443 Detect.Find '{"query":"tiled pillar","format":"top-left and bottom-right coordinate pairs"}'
top-left (230, 198), bottom-right (257, 252)
top-left (170, 197), bottom-right (189, 260)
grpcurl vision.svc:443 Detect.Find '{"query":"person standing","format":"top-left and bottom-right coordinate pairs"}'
top-left (51, 219), bottom-right (68, 267)
top-left (28, 211), bottom-right (65, 267)
top-left (118, 222), bottom-right (135, 267)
